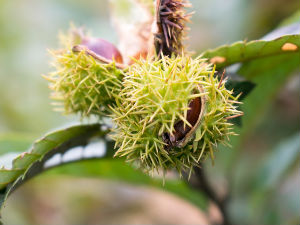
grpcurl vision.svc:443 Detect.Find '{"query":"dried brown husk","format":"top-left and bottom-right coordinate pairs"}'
top-left (153, 0), bottom-right (192, 56)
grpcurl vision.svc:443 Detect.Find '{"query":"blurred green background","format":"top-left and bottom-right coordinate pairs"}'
top-left (0, 0), bottom-right (299, 224)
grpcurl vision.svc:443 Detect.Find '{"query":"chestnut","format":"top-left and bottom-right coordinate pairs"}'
top-left (72, 37), bottom-right (125, 68)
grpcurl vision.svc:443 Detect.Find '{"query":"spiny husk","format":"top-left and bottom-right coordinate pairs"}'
top-left (154, 0), bottom-right (191, 56)
top-left (111, 55), bottom-right (242, 175)
top-left (45, 32), bottom-right (124, 118)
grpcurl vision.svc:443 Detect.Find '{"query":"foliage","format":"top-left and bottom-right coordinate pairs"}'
top-left (0, 124), bottom-right (208, 217)
top-left (0, 124), bottom-right (104, 210)
top-left (202, 34), bottom-right (299, 68)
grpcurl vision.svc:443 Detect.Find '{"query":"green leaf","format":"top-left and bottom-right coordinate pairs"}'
top-left (0, 124), bottom-right (209, 219)
top-left (214, 21), bottom-right (300, 184)
top-left (202, 34), bottom-right (300, 68)
top-left (239, 53), bottom-right (299, 132)
top-left (254, 132), bottom-right (300, 190)
top-left (44, 159), bottom-right (208, 210)
top-left (224, 52), bottom-right (299, 177)
top-left (202, 23), bottom-right (300, 129)
top-left (0, 124), bottom-right (105, 211)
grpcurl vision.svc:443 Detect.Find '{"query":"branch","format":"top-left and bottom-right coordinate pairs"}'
top-left (186, 166), bottom-right (231, 225)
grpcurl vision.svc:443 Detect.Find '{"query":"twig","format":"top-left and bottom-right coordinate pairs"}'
top-left (187, 166), bottom-right (231, 225)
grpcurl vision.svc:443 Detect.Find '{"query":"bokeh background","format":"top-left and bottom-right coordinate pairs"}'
top-left (0, 0), bottom-right (299, 224)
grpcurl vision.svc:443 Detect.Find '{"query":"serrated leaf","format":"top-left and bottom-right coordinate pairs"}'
top-left (0, 124), bottom-right (209, 219)
top-left (12, 153), bottom-right (40, 169)
top-left (213, 17), bottom-right (300, 192)
top-left (224, 53), bottom-right (299, 172)
top-left (0, 170), bottom-right (22, 186)
top-left (0, 124), bottom-right (105, 213)
top-left (202, 34), bottom-right (300, 68)
top-left (223, 23), bottom-right (300, 201)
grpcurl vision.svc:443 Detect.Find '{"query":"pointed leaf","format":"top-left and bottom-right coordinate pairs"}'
top-left (0, 124), bottom-right (106, 212)
top-left (202, 34), bottom-right (300, 68)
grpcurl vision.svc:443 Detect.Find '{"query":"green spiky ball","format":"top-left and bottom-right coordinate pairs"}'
top-left (111, 55), bottom-right (241, 175)
top-left (46, 42), bottom-right (123, 117)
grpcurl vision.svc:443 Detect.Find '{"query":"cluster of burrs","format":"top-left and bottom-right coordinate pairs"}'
top-left (45, 0), bottom-right (242, 175)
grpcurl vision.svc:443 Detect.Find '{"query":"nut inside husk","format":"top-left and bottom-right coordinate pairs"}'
top-left (162, 84), bottom-right (206, 149)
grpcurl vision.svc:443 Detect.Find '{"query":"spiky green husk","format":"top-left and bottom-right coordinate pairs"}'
top-left (111, 55), bottom-right (241, 175)
top-left (46, 46), bottom-right (124, 117)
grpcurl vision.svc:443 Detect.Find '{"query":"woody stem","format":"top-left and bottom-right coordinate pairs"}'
top-left (187, 166), bottom-right (231, 225)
